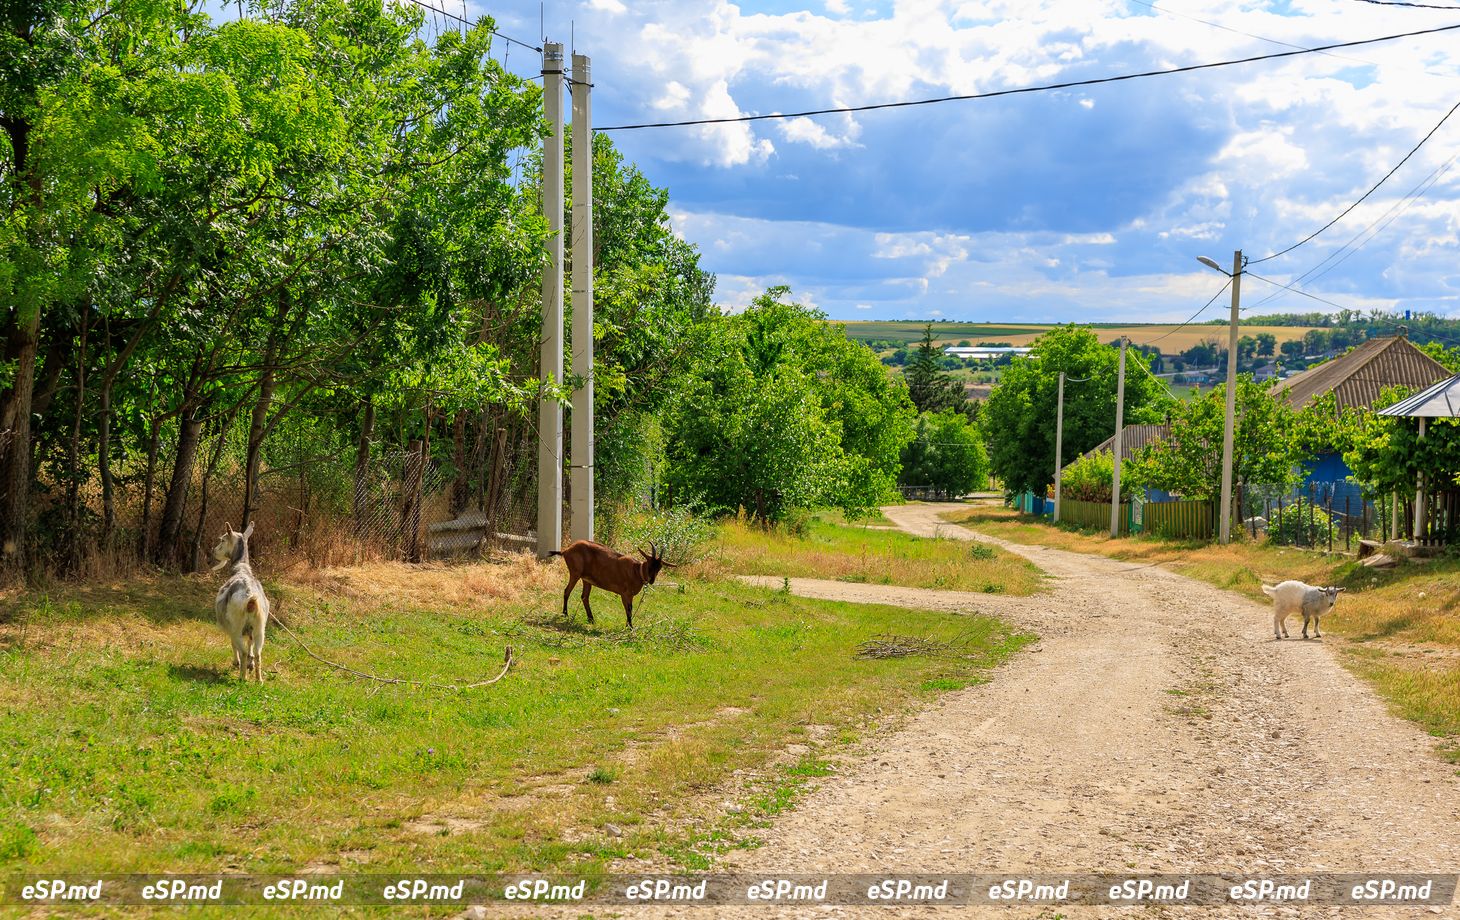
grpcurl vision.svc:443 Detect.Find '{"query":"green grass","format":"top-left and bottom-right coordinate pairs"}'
top-left (0, 560), bottom-right (1032, 893)
top-left (710, 512), bottom-right (1046, 595)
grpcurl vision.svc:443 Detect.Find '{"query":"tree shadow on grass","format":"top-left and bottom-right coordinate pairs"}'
top-left (0, 577), bottom-right (214, 628)
top-left (168, 662), bottom-right (233, 684)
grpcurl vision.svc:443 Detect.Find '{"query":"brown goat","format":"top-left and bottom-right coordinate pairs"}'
top-left (548, 540), bottom-right (673, 629)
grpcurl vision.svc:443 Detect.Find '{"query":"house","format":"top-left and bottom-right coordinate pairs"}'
top-left (1272, 335), bottom-right (1450, 510)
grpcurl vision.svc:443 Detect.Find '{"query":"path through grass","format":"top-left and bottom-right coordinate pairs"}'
top-left (0, 552), bottom-right (1031, 887)
top-left (946, 503), bottom-right (1460, 761)
top-left (712, 511), bottom-right (1044, 595)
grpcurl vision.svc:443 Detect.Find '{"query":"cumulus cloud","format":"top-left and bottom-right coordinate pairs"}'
top-left (545, 0), bottom-right (1460, 320)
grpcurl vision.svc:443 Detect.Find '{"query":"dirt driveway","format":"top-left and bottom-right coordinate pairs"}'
top-left (713, 503), bottom-right (1460, 918)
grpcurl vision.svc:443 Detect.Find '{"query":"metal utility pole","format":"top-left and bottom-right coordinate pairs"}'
top-left (1110, 338), bottom-right (1127, 537)
top-left (1218, 250), bottom-right (1242, 544)
top-left (537, 42), bottom-right (565, 558)
top-left (569, 52), bottom-right (594, 545)
top-left (1053, 371), bottom-right (1065, 524)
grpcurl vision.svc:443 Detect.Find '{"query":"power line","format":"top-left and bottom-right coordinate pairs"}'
top-left (1127, 0), bottom-right (1460, 82)
top-left (1351, 0), bottom-right (1460, 8)
top-left (1246, 150), bottom-right (1460, 310)
top-left (393, 0), bottom-right (542, 52)
top-left (598, 22), bottom-right (1460, 131)
top-left (1250, 96), bottom-right (1460, 264)
top-left (1243, 273), bottom-right (1460, 349)
top-left (1143, 279), bottom-right (1233, 346)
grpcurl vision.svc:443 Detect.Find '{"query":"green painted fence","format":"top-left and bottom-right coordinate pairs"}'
top-left (1059, 498), bottom-right (1131, 535)
top-left (1143, 498), bottom-right (1215, 539)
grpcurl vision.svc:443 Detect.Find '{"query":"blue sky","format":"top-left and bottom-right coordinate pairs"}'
top-left (458, 2), bottom-right (1460, 321)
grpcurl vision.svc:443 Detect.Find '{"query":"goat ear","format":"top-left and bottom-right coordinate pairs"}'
top-left (224, 522), bottom-right (233, 536)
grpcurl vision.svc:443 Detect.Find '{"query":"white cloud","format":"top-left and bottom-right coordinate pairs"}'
top-left (555, 0), bottom-right (1460, 320)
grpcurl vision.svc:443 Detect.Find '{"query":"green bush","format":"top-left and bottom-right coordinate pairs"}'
top-left (1059, 450), bottom-right (1134, 503)
top-left (614, 506), bottom-right (714, 564)
top-left (1268, 498), bottom-right (1337, 546)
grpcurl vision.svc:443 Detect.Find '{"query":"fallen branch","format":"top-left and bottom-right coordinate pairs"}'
top-left (271, 609), bottom-right (513, 690)
top-left (855, 632), bottom-right (984, 660)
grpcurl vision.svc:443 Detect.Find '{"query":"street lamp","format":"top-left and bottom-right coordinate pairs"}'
top-left (1196, 250), bottom-right (1243, 544)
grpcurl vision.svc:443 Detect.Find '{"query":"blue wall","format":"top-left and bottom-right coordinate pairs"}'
top-left (1296, 452), bottom-right (1367, 515)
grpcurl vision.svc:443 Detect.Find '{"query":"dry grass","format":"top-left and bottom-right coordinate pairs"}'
top-left (291, 550), bottom-right (559, 610)
top-left (980, 324), bottom-right (1316, 353)
top-left (711, 512), bottom-right (1046, 595)
top-left (946, 502), bottom-right (1460, 758)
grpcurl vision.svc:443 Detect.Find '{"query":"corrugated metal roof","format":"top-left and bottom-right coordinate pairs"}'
top-left (1377, 373), bottom-right (1460, 418)
top-left (1075, 423), bottom-right (1173, 466)
top-left (1270, 336), bottom-right (1450, 410)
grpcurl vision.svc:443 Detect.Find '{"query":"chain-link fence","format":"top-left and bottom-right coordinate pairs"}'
top-left (49, 413), bottom-right (546, 578)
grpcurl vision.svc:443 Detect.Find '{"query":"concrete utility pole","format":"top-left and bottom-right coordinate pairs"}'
top-left (537, 42), bottom-right (565, 558)
top-left (1218, 250), bottom-right (1242, 544)
top-left (1414, 417), bottom-right (1428, 541)
top-left (1053, 371), bottom-right (1065, 524)
top-left (1110, 338), bottom-right (1127, 538)
top-left (569, 52), bottom-right (594, 545)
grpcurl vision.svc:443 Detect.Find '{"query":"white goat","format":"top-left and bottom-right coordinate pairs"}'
top-left (210, 522), bottom-right (270, 681)
top-left (1261, 579), bottom-right (1344, 640)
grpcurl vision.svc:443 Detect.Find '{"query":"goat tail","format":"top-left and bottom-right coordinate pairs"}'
top-left (546, 550), bottom-right (564, 558)
top-left (1260, 584), bottom-right (1277, 597)
top-left (245, 596), bottom-right (260, 613)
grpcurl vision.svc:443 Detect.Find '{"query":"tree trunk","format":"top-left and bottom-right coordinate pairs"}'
top-left (0, 308), bottom-right (41, 566)
top-left (138, 411), bottom-right (162, 560)
top-left (451, 410), bottom-right (469, 515)
top-left (156, 407), bottom-right (205, 566)
top-left (353, 401), bottom-right (374, 538)
top-left (99, 376), bottom-right (116, 542)
top-left (241, 361), bottom-right (276, 529)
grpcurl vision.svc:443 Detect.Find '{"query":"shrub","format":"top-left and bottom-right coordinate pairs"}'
top-left (614, 506), bottom-right (714, 564)
top-left (1268, 498), bottom-right (1337, 546)
top-left (1059, 451), bottom-right (1134, 503)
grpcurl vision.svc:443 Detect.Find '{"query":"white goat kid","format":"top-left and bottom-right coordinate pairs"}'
top-left (210, 522), bottom-right (270, 681)
top-left (1261, 579), bottom-right (1344, 640)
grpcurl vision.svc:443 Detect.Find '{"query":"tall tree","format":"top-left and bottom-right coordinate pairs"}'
top-left (983, 326), bottom-right (1165, 497)
top-left (904, 324), bottom-right (966, 414)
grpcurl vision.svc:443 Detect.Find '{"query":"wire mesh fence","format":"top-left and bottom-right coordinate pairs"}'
top-left (42, 414), bottom-right (547, 578)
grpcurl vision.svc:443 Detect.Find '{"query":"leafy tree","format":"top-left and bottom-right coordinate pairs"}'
top-left (900, 410), bottom-right (988, 496)
top-left (1255, 332), bottom-right (1277, 357)
top-left (1344, 386), bottom-right (1460, 498)
top-left (1130, 377), bottom-right (1303, 500)
top-left (983, 326), bottom-right (1164, 497)
top-left (1280, 339), bottom-right (1304, 361)
top-left (664, 289), bottom-right (914, 523)
top-left (904, 324), bottom-right (966, 414)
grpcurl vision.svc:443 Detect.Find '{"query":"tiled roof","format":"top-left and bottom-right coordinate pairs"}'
top-left (1271, 336), bottom-right (1450, 410)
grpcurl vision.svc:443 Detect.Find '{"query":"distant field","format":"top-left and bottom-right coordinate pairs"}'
top-left (839, 321), bottom-right (1320, 355)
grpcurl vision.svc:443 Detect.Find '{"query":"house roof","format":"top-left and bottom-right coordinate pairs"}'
top-left (1071, 423), bottom-right (1173, 468)
top-left (1271, 336), bottom-right (1449, 410)
top-left (1378, 373), bottom-right (1460, 418)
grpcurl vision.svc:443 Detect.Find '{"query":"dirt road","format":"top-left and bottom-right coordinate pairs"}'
top-left (715, 504), bottom-right (1460, 917)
